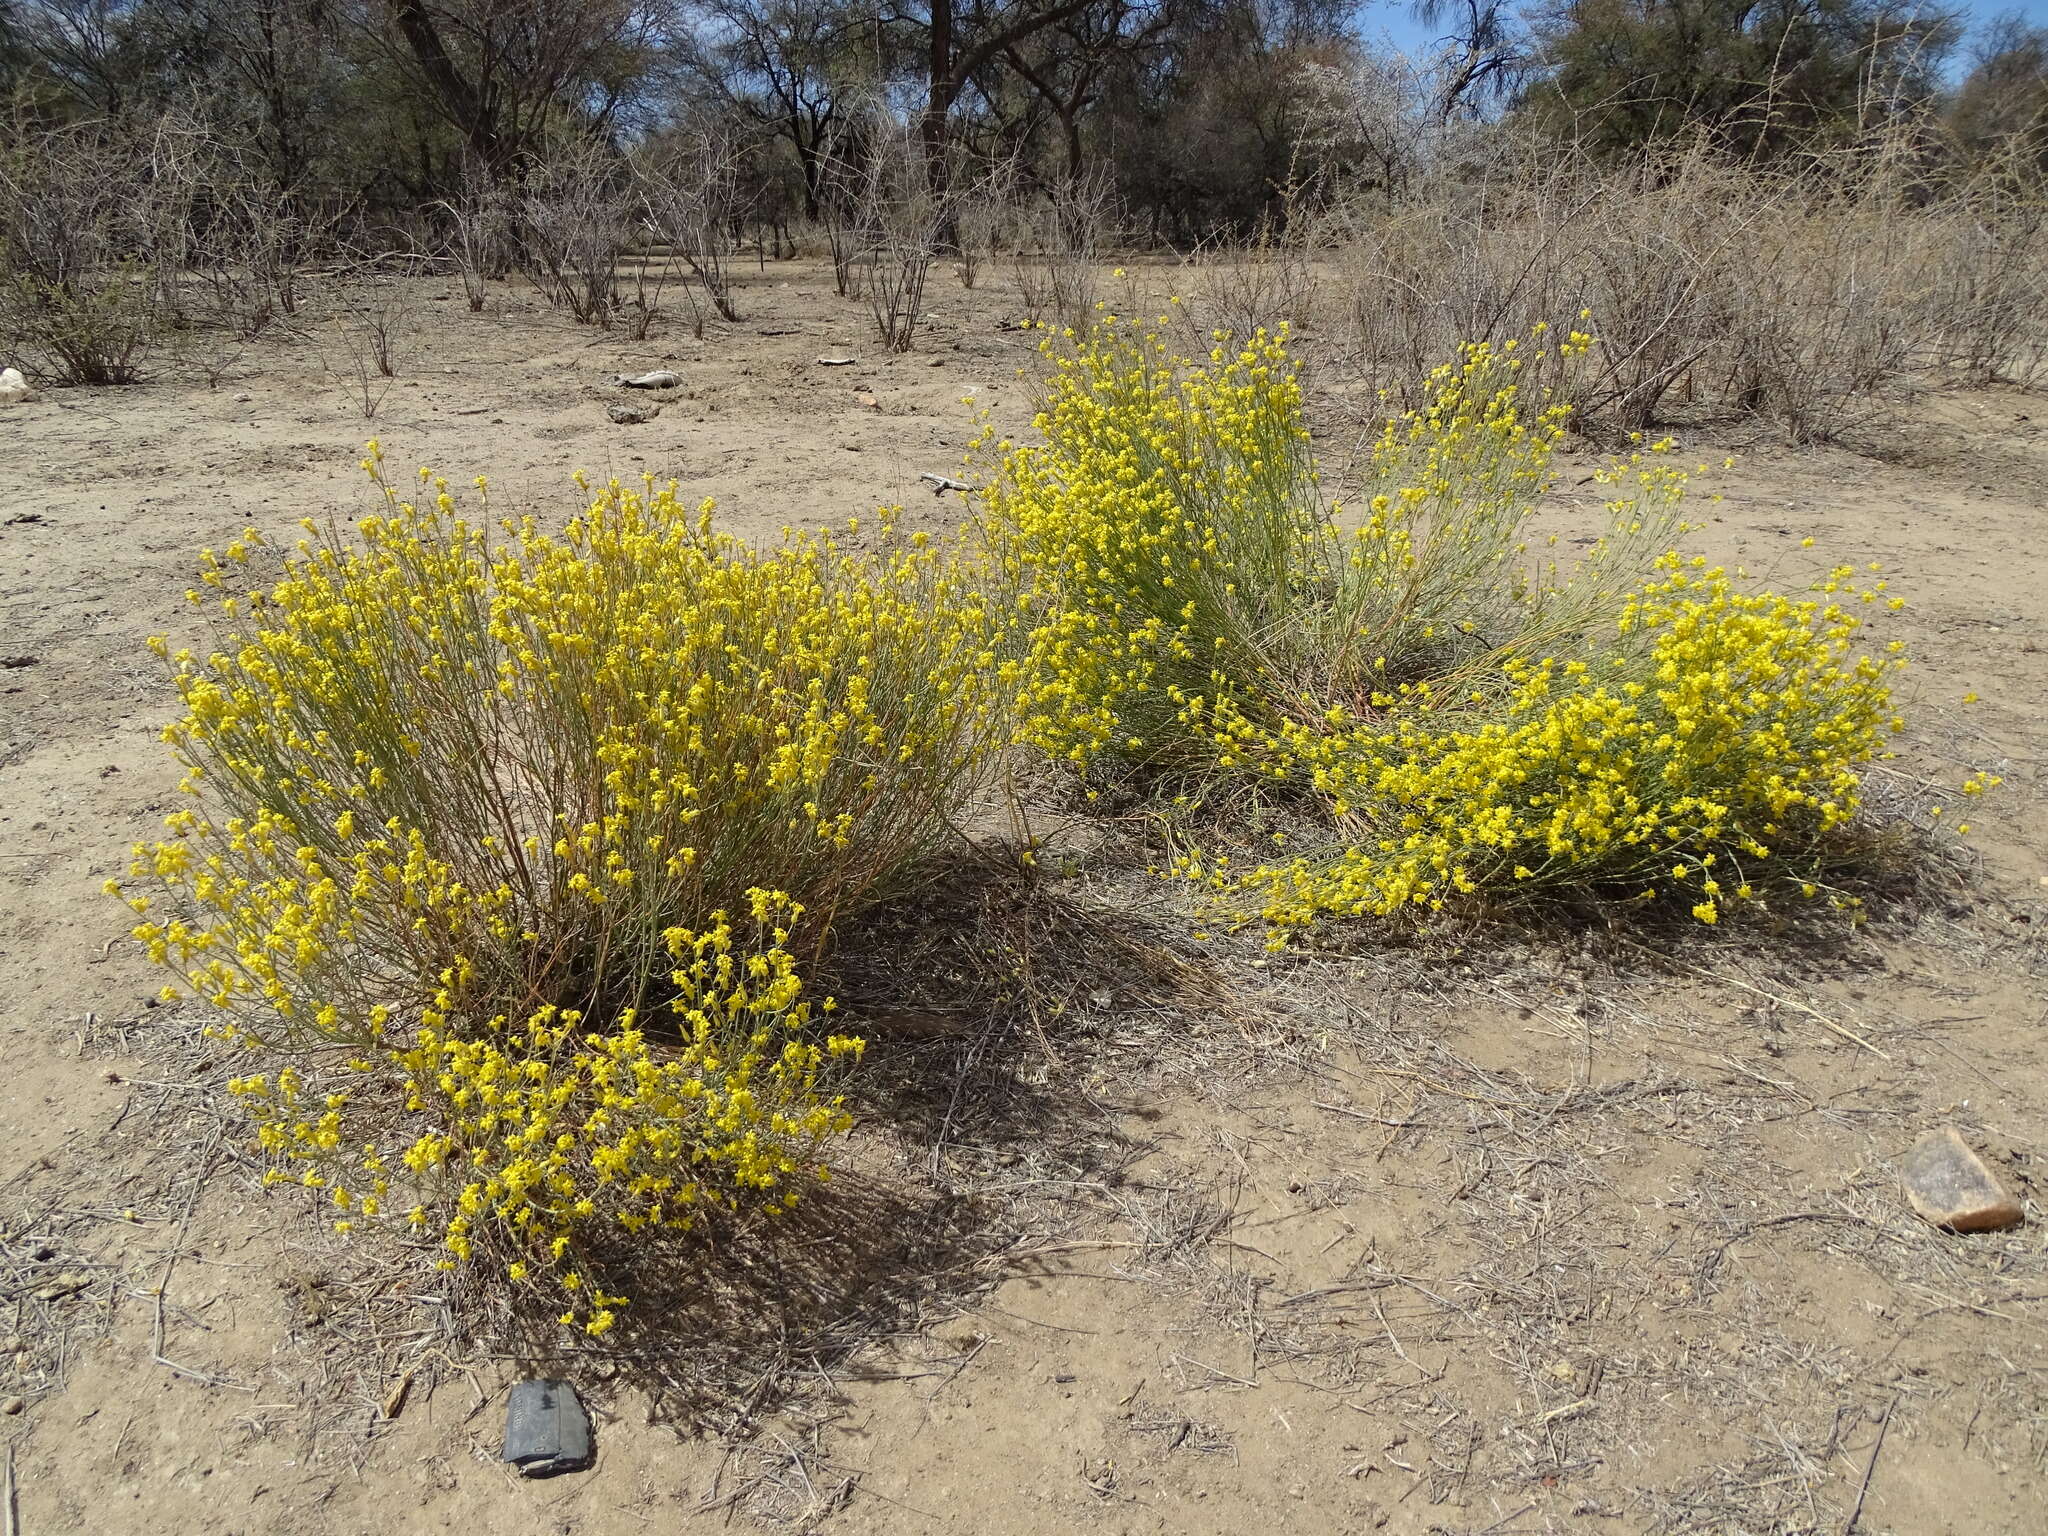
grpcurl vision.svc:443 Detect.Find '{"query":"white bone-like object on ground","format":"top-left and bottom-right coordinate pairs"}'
top-left (615, 370), bottom-right (680, 389)
top-left (816, 356), bottom-right (857, 366)
top-left (0, 367), bottom-right (28, 404)
top-left (919, 473), bottom-right (975, 495)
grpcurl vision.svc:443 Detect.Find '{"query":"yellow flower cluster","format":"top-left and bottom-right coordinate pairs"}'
top-left (111, 449), bottom-right (1007, 1320)
top-left (982, 317), bottom-right (1326, 769)
top-left (983, 319), bottom-right (1682, 774)
top-left (988, 321), bottom-right (1921, 937)
top-left (1188, 556), bottom-right (1903, 934)
top-left (226, 895), bottom-right (862, 1332)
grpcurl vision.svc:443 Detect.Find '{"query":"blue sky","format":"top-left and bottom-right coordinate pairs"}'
top-left (1367, 0), bottom-right (2048, 75)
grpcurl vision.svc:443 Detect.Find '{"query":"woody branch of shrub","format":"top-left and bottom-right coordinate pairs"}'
top-left (108, 452), bottom-right (1012, 1333)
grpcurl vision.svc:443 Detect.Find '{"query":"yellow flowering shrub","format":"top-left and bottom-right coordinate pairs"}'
top-left (985, 318), bottom-right (1684, 772)
top-left (1179, 557), bottom-right (1904, 934)
top-left (224, 894), bottom-right (861, 1335)
top-left (110, 448), bottom-right (1009, 1323)
top-left (989, 321), bottom-right (1919, 938)
top-left (983, 319), bottom-right (1327, 769)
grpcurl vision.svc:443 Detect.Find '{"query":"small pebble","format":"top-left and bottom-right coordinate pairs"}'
top-left (2, 1397), bottom-right (23, 1415)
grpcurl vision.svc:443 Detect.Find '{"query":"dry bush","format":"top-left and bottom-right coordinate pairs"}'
top-left (1716, 194), bottom-right (1919, 440)
top-left (952, 151), bottom-right (1021, 291)
top-left (783, 215), bottom-right (833, 262)
top-left (1189, 201), bottom-right (1321, 342)
top-left (829, 117), bottom-right (948, 352)
top-left (182, 132), bottom-right (345, 340)
top-left (189, 180), bottom-right (330, 338)
top-left (635, 128), bottom-right (745, 334)
top-left (518, 137), bottom-right (634, 326)
top-left (1010, 173), bottom-right (1116, 328)
top-left (819, 161), bottom-right (871, 300)
top-left (0, 112), bottom-right (200, 384)
top-left (1325, 136), bottom-right (1731, 431)
top-left (435, 158), bottom-right (514, 314)
top-left (0, 104), bottom-right (366, 380)
top-left (1307, 91), bottom-right (2048, 442)
top-left (323, 252), bottom-right (426, 417)
top-left (1918, 134), bottom-right (2048, 386)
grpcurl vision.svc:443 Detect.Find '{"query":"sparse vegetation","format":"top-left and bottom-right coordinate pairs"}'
top-left (4, 1), bottom-right (2044, 1526)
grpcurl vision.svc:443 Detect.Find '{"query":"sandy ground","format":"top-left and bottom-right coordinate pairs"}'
top-left (2, 264), bottom-right (2046, 1535)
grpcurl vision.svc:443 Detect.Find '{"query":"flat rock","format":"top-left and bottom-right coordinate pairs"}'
top-left (606, 402), bottom-right (657, 425)
top-left (1902, 1127), bottom-right (2023, 1232)
top-left (503, 1378), bottom-right (593, 1476)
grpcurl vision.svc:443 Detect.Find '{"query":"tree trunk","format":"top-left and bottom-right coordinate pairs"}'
top-left (390, 0), bottom-right (510, 178)
top-left (920, 0), bottom-right (954, 203)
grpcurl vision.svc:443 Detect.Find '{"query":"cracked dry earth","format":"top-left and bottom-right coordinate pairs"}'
top-left (2, 265), bottom-right (2046, 1535)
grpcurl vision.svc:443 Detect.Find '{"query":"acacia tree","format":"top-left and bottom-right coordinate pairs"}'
top-left (1092, 0), bottom-right (1357, 240)
top-left (1951, 11), bottom-right (2048, 164)
top-left (891, 0), bottom-right (1104, 190)
top-left (1411, 0), bottom-right (1527, 122)
top-left (998, 0), bottom-right (1173, 182)
top-left (0, 2), bottom-right (25, 88)
top-left (9, 0), bottom-right (176, 116)
top-left (157, 0), bottom-right (346, 192)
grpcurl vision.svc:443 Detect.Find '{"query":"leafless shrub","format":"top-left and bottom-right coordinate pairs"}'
top-left (1920, 134), bottom-right (2048, 386)
top-left (636, 129), bottom-right (744, 328)
top-left (821, 186), bottom-right (868, 300)
top-left (326, 309), bottom-right (393, 419)
top-left (1716, 200), bottom-right (1916, 441)
top-left (783, 216), bottom-right (833, 262)
top-left (185, 150), bottom-right (345, 340)
top-left (1010, 172), bottom-right (1115, 328)
top-left (1191, 199), bottom-right (1321, 341)
top-left (1305, 91), bottom-right (2048, 442)
top-left (315, 246), bottom-right (426, 415)
top-left (0, 111), bottom-right (200, 384)
top-left (832, 117), bottom-right (947, 353)
top-left (953, 152), bottom-right (1021, 292)
top-left (435, 158), bottom-right (514, 314)
top-left (517, 138), bottom-right (633, 327)
top-left (354, 262), bottom-right (423, 379)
